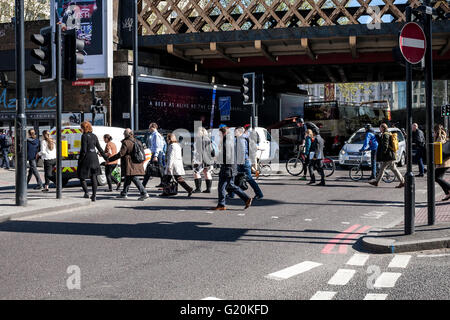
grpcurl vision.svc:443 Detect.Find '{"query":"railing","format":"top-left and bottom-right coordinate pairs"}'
top-left (137, 0), bottom-right (450, 35)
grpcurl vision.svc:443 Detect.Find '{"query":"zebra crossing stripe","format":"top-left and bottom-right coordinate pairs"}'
top-left (265, 261), bottom-right (322, 281)
top-left (310, 291), bottom-right (337, 300)
top-left (388, 255), bottom-right (411, 268)
top-left (327, 269), bottom-right (356, 286)
top-left (364, 293), bottom-right (388, 300)
top-left (346, 253), bottom-right (370, 266)
top-left (374, 272), bottom-right (402, 288)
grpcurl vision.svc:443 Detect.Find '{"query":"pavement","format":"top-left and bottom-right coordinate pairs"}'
top-left (0, 167), bottom-right (94, 223)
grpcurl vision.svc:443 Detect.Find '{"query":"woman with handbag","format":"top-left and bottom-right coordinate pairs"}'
top-left (434, 124), bottom-right (450, 201)
top-left (103, 134), bottom-right (120, 192)
top-left (160, 133), bottom-right (193, 197)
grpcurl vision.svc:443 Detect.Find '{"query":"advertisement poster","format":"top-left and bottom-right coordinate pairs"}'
top-left (219, 96), bottom-right (231, 121)
top-left (51, 0), bottom-right (113, 79)
top-left (138, 79), bottom-right (248, 131)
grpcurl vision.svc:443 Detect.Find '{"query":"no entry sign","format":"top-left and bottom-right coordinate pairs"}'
top-left (399, 22), bottom-right (426, 64)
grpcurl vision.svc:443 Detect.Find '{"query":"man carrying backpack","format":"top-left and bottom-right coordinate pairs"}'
top-left (0, 129), bottom-right (12, 170)
top-left (369, 123), bottom-right (405, 188)
top-left (108, 129), bottom-right (149, 201)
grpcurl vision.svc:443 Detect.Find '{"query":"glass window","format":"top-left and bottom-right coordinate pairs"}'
top-left (348, 131), bottom-right (366, 144)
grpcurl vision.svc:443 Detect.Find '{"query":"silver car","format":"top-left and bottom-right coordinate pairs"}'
top-left (339, 127), bottom-right (406, 167)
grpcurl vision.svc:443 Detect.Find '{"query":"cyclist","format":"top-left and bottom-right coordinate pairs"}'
top-left (359, 124), bottom-right (378, 180)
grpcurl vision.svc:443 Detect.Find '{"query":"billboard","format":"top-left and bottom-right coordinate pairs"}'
top-left (51, 0), bottom-right (113, 79)
top-left (138, 77), bottom-right (249, 130)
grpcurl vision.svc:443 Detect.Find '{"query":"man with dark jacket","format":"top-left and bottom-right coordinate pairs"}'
top-left (308, 129), bottom-right (326, 186)
top-left (213, 126), bottom-right (252, 211)
top-left (26, 129), bottom-right (43, 189)
top-left (0, 129), bottom-right (11, 169)
top-left (412, 123), bottom-right (426, 177)
top-left (369, 123), bottom-right (405, 188)
top-left (109, 129), bottom-right (149, 201)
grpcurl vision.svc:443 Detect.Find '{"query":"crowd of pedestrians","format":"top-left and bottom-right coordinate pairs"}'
top-left (2, 118), bottom-right (449, 206)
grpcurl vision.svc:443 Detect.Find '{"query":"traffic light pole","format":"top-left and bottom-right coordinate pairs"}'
top-left (15, 0), bottom-right (27, 206)
top-left (424, 0), bottom-right (435, 225)
top-left (132, 0), bottom-right (139, 131)
top-left (56, 23), bottom-right (62, 199)
top-left (404, 6), bottom-right (415, 235)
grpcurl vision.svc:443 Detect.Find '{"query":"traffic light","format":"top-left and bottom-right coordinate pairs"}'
top-left (30, 26), bottom-right (53, 80)
top-left (442, 105), bottom-right (450, 117)
top-left (255, 73), bottom-right (265, 104)
top-left (241, 72), bottom-right (255, 105)
top-left (63, 29), bottom-right (85, 81)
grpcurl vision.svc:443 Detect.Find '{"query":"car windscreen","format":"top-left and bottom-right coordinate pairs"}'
top-left (348, 132), bottom-right (366, 144)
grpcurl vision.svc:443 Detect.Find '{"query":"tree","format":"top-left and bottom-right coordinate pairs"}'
top-left (0, 0), bottom-right (50, 23)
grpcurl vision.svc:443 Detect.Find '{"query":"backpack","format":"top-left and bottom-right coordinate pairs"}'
top-left (389, 132), bottom-right (399, 153)
top-left (131, 139), bottom-right (146, 163)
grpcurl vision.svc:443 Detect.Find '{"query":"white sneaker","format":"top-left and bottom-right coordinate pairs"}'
top-left (138, 194), bottom-right (149, 201)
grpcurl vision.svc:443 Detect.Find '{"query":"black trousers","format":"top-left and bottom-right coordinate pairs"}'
top-left (27, 159), bottom-right (43, 186)
top-left (309, 159), bottom-right (325, 182)
top-left (43, 159), bottom-right (56, 186)
top-left (105, 164), bottom-right (119, 190)
top-left (435, 167), bottom-right (450, 195)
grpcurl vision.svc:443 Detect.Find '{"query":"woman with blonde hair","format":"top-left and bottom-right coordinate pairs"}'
top-left (38, 130), bottom-right (56, 192)
top-left (161, 133), bottom-right (193, 197)
top-left (192, 126), bottom-right (214, 193)
top-left (434, 124), bottom-right (450, 201)
top-left (299, 128), bottom-right (314, 181)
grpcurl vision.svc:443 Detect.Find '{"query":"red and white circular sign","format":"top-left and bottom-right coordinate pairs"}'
top-left (399, 22), bottom-right (426, 64)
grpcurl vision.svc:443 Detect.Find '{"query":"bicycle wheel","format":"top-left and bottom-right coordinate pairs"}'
top-left (323, 158), bottom-right (335, 177)
top-left (382, 171), bottom-right (396, 183)
top-left (260, 164), bottom-right (272, 177)
top-left (349, 166), bottom-right (363, 181)
top-left (286, 158), bottom-right (304, 176)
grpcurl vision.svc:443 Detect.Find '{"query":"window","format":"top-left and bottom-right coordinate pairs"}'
top-left (395, 130), bottom-right (405, 142)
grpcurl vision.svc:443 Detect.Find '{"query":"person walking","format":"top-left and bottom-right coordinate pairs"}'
top-left (160, 133), bottom-right (193, 197)
top-left (109, 129), bottom-right (149, 201)
top-left (192, 126), bottom-right (214, 193)
top-left (213, 126), bottom-right (252, 211)
top-left (412, 123), bottom-right (426, 177)
top-left (299, 129), bottom-right (313, 181)
top-left (26, 129), bottom-right (43, 189)
top-left (38, 130), bottom-right (56, 192)
top-left (0, 129), bottom-right (12, 169)
top-left (369, 123), bottom-right (405, 188)
top-left (103, 134), bottom-right (120, 192)
top-left (307, 128), bottom-right (326, 186)
top-left (359, 124), bottom-right (379, 180)
top-left (77, 122), bottom-right (108, 201)
top-left (434, 124), bottom-right (450, 201)
top-left (235, 127), bottom-right (264, 200)
top-left (143, 122), bottom-right (166, 188)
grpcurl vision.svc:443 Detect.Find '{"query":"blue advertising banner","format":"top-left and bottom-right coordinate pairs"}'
top-left (219, 96), bottom-right (231, 121)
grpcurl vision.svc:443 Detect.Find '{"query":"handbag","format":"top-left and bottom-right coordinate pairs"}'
top-left (163, 177), bottom-right (178, 196)
top-left (235, 172), bottom-right (248, 191)
top-left (146, 162), bottom-right (162, 178)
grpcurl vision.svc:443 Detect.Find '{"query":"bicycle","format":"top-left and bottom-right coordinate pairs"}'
top-left (286, 146), bottom-right (335, 177)
top-left (349, 152), bottom-right (395, 183)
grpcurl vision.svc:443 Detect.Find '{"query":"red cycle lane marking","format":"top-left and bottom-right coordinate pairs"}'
top-left (337, 225), bottom-right (372, 254)
top-left (321, 224), bottom-right (361, 254)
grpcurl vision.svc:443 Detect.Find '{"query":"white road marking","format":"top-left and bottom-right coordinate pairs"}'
top-left (304, 219), bottom-right (312, 221)
top-left (310, 291), bottom-right (337, 300)
top-left (374, 272), bottom-right (402, 288)
top-left (201, 297), bottom-right (222, 300)
top-left (364, 293), bottom-right (388, 300)
top-left (388, 255), bottom-right (412, 268)
top-left (265, 261), bottom-right (322, 281)
top-left (271, 216), bottom-right (279, 219)
top-left (362, 211), bottom-right (388, 219)
top-left (341, 222), bottom-right (350, 225)
top-left (327, 269), bottom-right (356, 286)
top-left (206, 211), bottom-right (213, 214)
top-left (346, 253), bottom-right (370, 266)
top-left (417, 253), bottom-right (450, 258)
top-left (238, 213), bottom-right (246, 216)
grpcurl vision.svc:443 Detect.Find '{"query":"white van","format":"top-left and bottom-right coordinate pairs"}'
top-left (210, 127), bottom-right (279, 161)
top-left (50, 126), bottom-right (152, 187)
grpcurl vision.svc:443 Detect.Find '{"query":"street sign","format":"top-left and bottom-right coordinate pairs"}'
top-left (399, 22), bottom-right (426, 64)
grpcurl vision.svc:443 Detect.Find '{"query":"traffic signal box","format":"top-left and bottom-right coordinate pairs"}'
top-left (63, 29), bottom-right (85, 81)
top-left (434, 142), bottom-right (443, 165)
top-left (241, 73), bottom-right (255, 105)
top-left (441, 105), bottom-right (450, 117)
top-left (30, 26), bottom-right (53, 80)
top-left (255, 73), bottom-right (265, 104)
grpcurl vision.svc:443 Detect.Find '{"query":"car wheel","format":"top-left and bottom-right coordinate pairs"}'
top-left (398, 152), bottom-right (406, 167)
